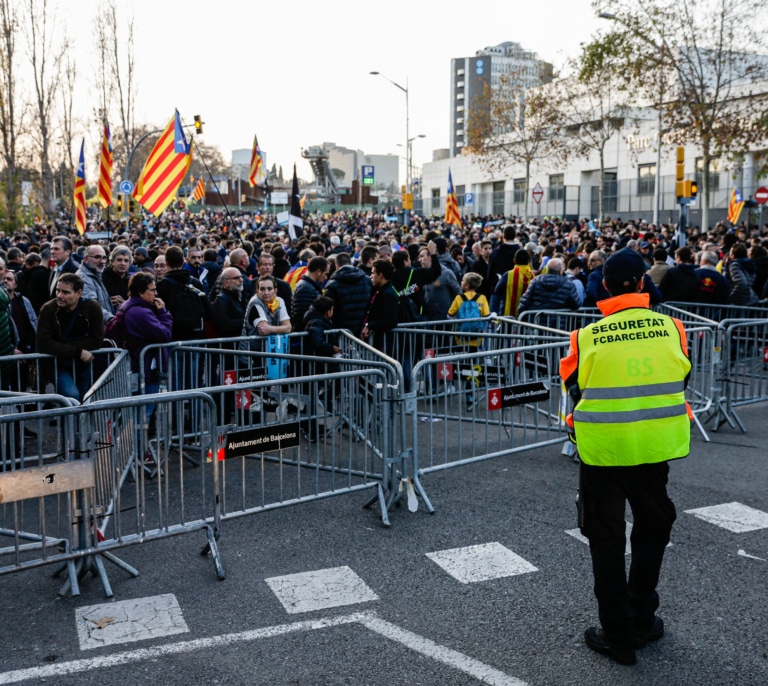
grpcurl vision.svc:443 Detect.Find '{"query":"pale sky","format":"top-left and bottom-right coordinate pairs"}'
top-left (62, 0), bottom-right (604, 182)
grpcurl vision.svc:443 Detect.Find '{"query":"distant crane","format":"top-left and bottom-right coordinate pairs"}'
top-left (301, 146), bottom-right (340, 203)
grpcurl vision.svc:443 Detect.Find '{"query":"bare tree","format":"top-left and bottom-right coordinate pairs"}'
top-left (553, 50), bottom-right (633, 223)
top-left (25, 0), bottom-right (66, 217)
top-left (595, 0), bottom-right (768, 230)
top-left (466, 73), bottom-right (563, 221)
top-left (102, 0), bottom-right (136, 178)
top-left (58, 42), bottom-right (75, 199)
top-left (0, 0), bottom-right (21, 231)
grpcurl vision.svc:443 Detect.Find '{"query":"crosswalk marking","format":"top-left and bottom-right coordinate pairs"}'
top-left (684, 502), bottom-right (768, 533)
top-left (75, 593), bottom-right (188, 651)
top-left (265, 565), bottom-right (379, 614)
top-left (426, 542), bottom-right (538, 583)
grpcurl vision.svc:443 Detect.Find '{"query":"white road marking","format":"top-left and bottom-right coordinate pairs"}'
top-left (0, 611), bottom-right (527, 686)
top-left (265, 565), bottom-right (379, 614)
top-left (359, 613), bottom-right (528, 686)
top-left (737, 549), bottom-right (766, 561)
top-left (426, 542), bottom-right (538, 584)
top-left (685, 502), bottom-right (768, 533)
top-left (75, 593), bottom-right (188, 650)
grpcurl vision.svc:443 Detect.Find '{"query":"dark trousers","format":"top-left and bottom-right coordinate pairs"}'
top-left (580, 460), bottom-right (676, 649)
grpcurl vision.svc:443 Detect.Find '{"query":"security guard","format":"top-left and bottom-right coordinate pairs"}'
top-left (559, 248), bottom-right (693, 666)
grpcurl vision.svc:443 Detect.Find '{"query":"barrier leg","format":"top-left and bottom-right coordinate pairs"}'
top-left (201, 525), bottom-right (226, 580)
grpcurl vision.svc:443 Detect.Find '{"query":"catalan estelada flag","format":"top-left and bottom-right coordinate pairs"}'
top-left (192, 176), bottom-right (205, 202)
top-left (444, 168), bottom-right (461, 226)
top-left (132, 111), bottom-right (192, 217)
top-left (74, 139), bottom-right (86, 235)
top-left (727, 187), bottom-right (745, 225)
top-left (97, 121), bottom-right (113, 207)
top-left (248, 134), bottom-right (263, 187)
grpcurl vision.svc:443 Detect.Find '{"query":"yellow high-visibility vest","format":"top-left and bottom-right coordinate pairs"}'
top-left (573, 307), bottom-right (692, 466)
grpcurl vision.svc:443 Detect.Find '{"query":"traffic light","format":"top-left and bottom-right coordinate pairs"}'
top-left (675, 146), bottom-right (685, 198)
top-left (689, 180), bottom-right (698, 200)
top-left (117, 194), bottom-right (123, 212)
top-left (194, 115), bottom-right (203, 135)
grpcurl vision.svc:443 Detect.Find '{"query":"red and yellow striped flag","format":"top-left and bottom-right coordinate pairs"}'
top-left (193, 177), bottom-right (205, 202)
top-left (74, 139), bottom-right (86, 235)
top-left (132, 111), bottom-right (192, 217)
top-left (444, 168), bottom-right (461, 226)
top-left (97, 121), bottom-right (113, 207)
top-left (727, 187), bottom-right (744, 225)
top-left (248, 134), bottom-right (263, 187)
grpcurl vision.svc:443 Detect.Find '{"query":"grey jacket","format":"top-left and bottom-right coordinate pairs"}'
top-left (77, 262), bottom-right (115, 323)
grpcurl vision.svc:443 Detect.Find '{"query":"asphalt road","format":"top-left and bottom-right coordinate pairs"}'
top-left (1, 403), bottom-right (766, 686)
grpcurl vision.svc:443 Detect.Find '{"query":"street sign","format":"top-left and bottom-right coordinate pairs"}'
top-left (362, 165), bottom-right (375, 186)
top-left (119, 180), bottom-right (134, 194)
top-left (532, 183), bottom-right (544, 205)
top-left (271, 191), bottom-right (288, 204)
top-left (464, 192), bottom-right (474, 205)
top-left (755, 186), bottom-right (768, 205)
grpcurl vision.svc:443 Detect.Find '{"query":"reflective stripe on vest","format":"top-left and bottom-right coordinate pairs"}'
top-left (580, 380), bottom-right (685, 400)
top-left (573, 402), bottom-right (688, 423)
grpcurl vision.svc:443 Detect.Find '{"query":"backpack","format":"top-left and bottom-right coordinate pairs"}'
top-left (103, 303), bottom-right (137, 349)
top-left (456, 294), bottom-right (484, 333)
top-left (165, 281), bottom-right (206, 336)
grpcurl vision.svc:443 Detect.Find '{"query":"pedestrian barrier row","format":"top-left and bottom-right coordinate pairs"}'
top-left (0, 393), bottom-right (223, 597)
top-left (2, 305), bottom-right (767, 597)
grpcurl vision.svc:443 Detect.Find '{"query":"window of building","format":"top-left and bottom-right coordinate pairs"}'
top-left (513, 178), bottom-right (525, 203)
top-left (456, 93), bottom-right (464, 100)
top-left (456, 105), bottom-right (464, 112)
top-left (431, 188), bottom-right (440, 211)
top-left (456, 117), bottom-right (464, 125)
top-left (549, 174), bottom-right (564, 201)
top-left (456, 81), bottom-right (464, 88)
top-left (457, 68), bottom-right (465, 76)
top-left (492, 180), bottom-right (505, 215)
top-left (695, 156), bottom-right (721, 191)
top-left (638, 163), bottom-right (656, 196)
top-left (456, 184), bottom-right (465, 205)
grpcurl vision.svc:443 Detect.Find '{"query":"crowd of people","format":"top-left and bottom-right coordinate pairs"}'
top-left (1, 208), bottom-right (767, 403)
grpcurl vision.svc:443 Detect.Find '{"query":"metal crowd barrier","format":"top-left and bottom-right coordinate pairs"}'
top-left (0, 348), bottom-right (124, 400)
top-left (658, 303), bottom-right (768, 433)
top-left (0, 392), bottom-right (223, 597)
top-left (704, 318), bottom-right (768, 432)
top-left (139, 332), bottom-right (406, 526)
top-left (407, 339), bottom-right (571, 512)
top-left (661, 301), bottom-right (768, 323)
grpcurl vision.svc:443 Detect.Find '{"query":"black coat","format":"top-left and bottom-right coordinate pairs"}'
top-left (292, 275), bottom-right (323, 332)
top-left (486, 243), bottom-right (521, 293)
top-left (324, 265), bottom-right (371, 335)
top-left (363, 282), bottom-right (398, 353)
top-left (660, 264), bottom-right (699, 303)
top-left (212, 289), bottom-right (247, 339)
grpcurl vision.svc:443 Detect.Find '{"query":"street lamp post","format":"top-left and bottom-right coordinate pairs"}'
top-left (371, 71), bottom-right (410, 225)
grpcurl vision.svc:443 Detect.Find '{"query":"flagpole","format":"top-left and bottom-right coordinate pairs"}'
top-left (192, 139), bottom-right (237, 224)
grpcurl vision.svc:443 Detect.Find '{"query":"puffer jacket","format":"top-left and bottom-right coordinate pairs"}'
top-left (324, 265), bottom-right (372, 335)
top-left (517, 273), bottom-right (580, 314)
top-left (728, 258), bottom-right (759, 305)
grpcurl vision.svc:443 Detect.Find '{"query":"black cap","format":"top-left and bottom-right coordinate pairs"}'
top-left (602, 248), bottom-right (645, 288)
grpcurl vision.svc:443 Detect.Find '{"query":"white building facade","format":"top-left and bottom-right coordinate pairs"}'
top-left (423, 109), bottom-right (768, 228)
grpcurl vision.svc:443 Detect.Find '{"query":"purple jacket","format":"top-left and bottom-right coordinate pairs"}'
top-left (121, 295), bottom-right (173, 378)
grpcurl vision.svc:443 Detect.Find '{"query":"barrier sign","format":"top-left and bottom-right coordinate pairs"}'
top-left (224, 422), bottom-right (300, 459)
top-left (488, 381), bottom-right (550, 410)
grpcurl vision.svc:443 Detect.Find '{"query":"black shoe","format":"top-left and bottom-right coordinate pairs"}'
top-left (584, 627), bottom-right (637, 665)
top-left (634, 616), bottom-right (664, 649)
